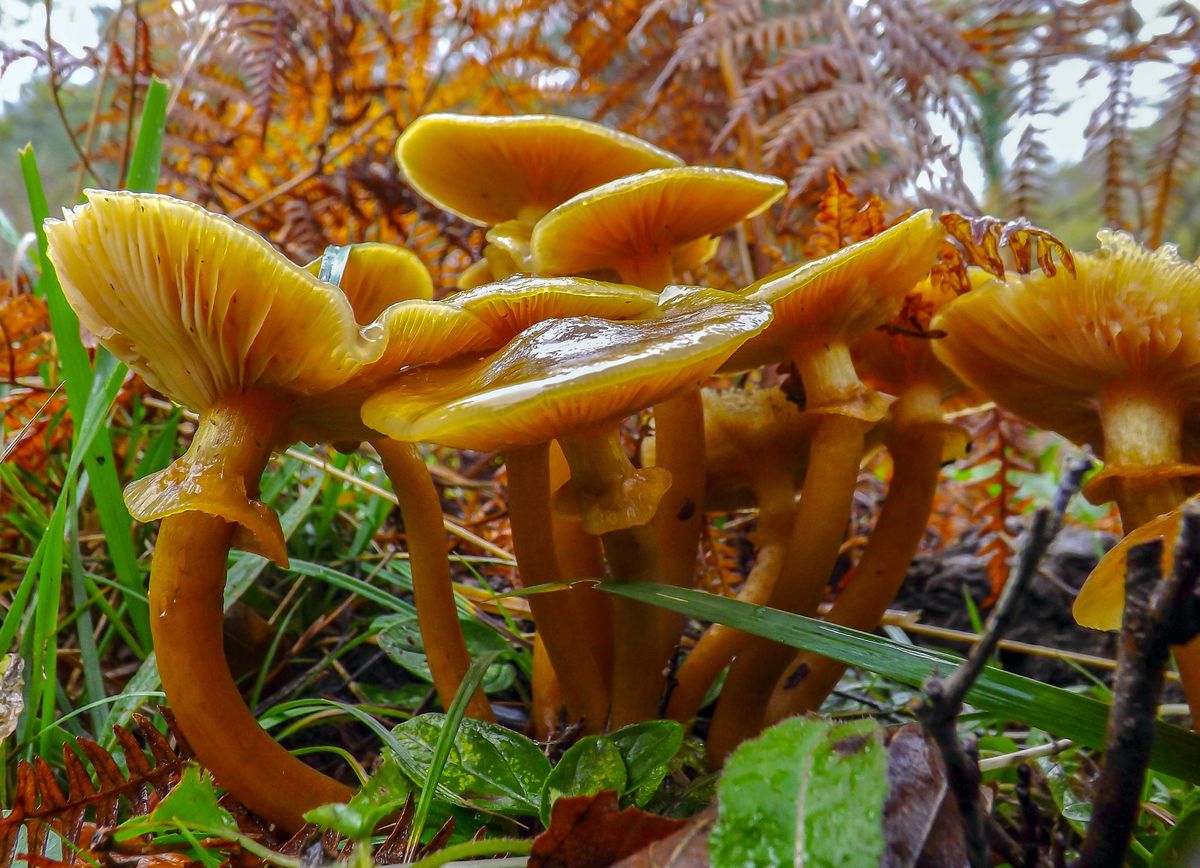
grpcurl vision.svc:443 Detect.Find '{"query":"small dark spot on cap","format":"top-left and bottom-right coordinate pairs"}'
top-left (676, 498), bottom-right (695, 522)
top-left (783, 662), bottom-right (810, 689)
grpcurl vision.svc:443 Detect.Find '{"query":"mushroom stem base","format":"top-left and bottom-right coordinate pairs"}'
top-left (151, 513), bottom-right (353, 832)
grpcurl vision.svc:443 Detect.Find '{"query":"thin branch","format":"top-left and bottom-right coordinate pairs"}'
top-left (917, 454), bottom-right (1092, 868)
top-left (1075, 503), bottom-right (1200, 867)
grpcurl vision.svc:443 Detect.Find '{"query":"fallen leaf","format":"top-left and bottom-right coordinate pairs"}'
top-left (613, 806), bottom-right (713, 868)
top-left (882, 724), bottom-right (968, 868)
top-left (529, 791), bottom-right (685, 868)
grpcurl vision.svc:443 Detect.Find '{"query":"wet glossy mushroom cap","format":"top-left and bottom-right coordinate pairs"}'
top-left (930, 231), bottom-right (1200, 472)
top-left (723, 210), bottom-right (944, 373)
top-left (529, 167), bottom-right (786, 279)
top-left (396, 113), bottom-right (683, 226)
top-left (447, 275), bottom-right (659, 344)
top-left (362, 288), bottom-right (774, 453)
top-left (303, 242), bottom-right (433, 322)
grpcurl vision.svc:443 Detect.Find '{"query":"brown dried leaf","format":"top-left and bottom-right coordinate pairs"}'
top-left (612, 806), bottom-right (713, 868)
top-left (882, 725), bottom-right (968, 868)
top-left (529, 791), bottom-right (686, 868)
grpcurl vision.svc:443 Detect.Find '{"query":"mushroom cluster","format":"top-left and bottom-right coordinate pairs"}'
top-left (52, 110), bottom-right (1176, 832)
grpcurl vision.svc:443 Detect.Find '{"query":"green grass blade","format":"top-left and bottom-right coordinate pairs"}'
top-left (600, 582), bottom-right (1200, 784)
top-left (31, 491), bottom-right (68, 758)
top-left (126, 78), bottom-right (168, 193)
top-left (20, 146), bottom-right (150, 649)
top-left (68, 497), bottom-right (106, 735)
top-left (410, 651), bottom-right (503, 850)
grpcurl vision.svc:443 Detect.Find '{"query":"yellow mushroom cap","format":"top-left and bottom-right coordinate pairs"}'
top-left (46, 190), bottom-right (393, 413)
top-left (362, 288), bottom-right (773, 452)
top-left (303, 242), bottom-right (433, 321)
top-left (396, 113), bottom-right (683, 226)
top-left (723, 210), bottom-right (944, 372)
top-left (46, 191), bottom-right (493, 558)
top-left (529, 167), bottom-right (787, 278)
top-left (930, 231), bottom-right (1200, 459)
top-left (447, 275), bottom-right (659, 344)
top-left (1073, 501), bottom-right (1185, 630)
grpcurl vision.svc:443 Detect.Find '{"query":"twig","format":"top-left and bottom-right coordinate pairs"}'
top-left (916, 454), bottom-right (1091, 868)
top-left (978, 738), bottom-right (1073, 772)
top-left (1074, 503), bottom-right (1200, 867)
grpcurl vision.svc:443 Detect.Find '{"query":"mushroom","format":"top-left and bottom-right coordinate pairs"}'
top-left (931, 230), bottom-right (1200, 726)
top-left (661, 385), bottom-right (815, 723)
top-left (705, 210), bottom-right (944, 761)
top-left (362, 288), bottom-right (774, 726)
top-left (395, 113), bottom-right (683, 281)
top-left (765, 272), bottom-right (971, 723)
top-left (529, 166), bottom-right (787, 684)
top-left (46, 191), bottom-right (497, 830)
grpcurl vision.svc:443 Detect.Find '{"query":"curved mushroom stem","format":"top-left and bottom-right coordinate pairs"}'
top-left (667, 473), bottom-right (795, 723)
top-left (374, 440), bottom-right (493, 723)
top-left (153, 514), bottom-right (355, 831)
top-left (706, 411), bottom-right (868, 763)
top-left (151, 393), bottom-right (353, 832)
top-left (506, 443), bottom-right (610, 731)
top-left (649, 390), bottom-right (707, 674)
top-left (764, 421), bottom-right (945, 723)
top-left (559, 427), bottom-right (669, 727)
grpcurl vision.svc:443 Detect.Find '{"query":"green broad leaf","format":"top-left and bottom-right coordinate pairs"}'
top-left (601, 582), bottom-right (1200, 785)
top-left (390, 713), bottom-right (551, 817)
top-left (372, 613), bottom-right (516, 694)
top-left (539, 736), bottom-right (627, 825)
top-left (710, 717), bottom-right (887, 868)
top-left (610, 720), bottom-right (684, 807)
top-left (115, 763), bottom-right (238, 841)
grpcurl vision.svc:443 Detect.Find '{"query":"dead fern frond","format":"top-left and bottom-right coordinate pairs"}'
top-left (940, 212), bottom-right (1075, 279)
top-left (0, 711), bottom-right (192, 867)
top-left (1148, 60), bottom-right (1200, 247)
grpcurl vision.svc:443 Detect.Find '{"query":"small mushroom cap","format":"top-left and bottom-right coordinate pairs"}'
top-left (723, 210), bottom-right (943, 371)
top-left (447, 275), bottom-right (658, 344)
top-left (303, 242), bottom-right (433, 321)
top-left (700, 386), bottom-right (817, 510)
top-left (931, 231), bottom-right (1200, 457)
top-left (456, 258), bottom-right (495, 290)
top-left (362, 288), bottom-right (773, 452)
top-left (529, 167), bottom-right (787, 277)
top-left (1074, 504), bottom-right (1175, 631)
top-left (396, 113), bottom-right (683, 226)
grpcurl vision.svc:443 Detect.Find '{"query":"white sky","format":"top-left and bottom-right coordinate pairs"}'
top-left (0, 0), bottom-right (1181, 199)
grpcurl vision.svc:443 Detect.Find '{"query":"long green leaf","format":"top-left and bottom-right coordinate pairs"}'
top-left (126, 78), bottom-right (168, 193)
top-left (601, 582), bottom-right (1200, 784)
top-left (20, 147), bottom-right (150, 649)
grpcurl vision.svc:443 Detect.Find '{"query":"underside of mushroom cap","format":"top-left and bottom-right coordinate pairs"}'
top-left (396, 113), bottom-right (683, 226)
top-left (362, 288), bottom-right (773, 452)
top-left (303, 242), bottom-right (434, 322)
top-left (930, 231), bottom-right (1200, 456)
top-left (45, 190), bottom-right (394, 412)
top-left (529, 167), bottom-right (787, 278)
top-left (447, 275), bottom-right (659, 344)
top-left (723, 210), bottom-right (944, 372)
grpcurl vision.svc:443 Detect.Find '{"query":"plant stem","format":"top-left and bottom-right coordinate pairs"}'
top-left (667, 473), bottom-right (794, 722)
top-left (151, 513), bottom-right (353, 832)
top-left (374, 440), bottom-right (493, 723)
top-left (765, 423), bottom-right (944, 722)
top-left (649, 390), bottom-right (707, 674)
top-left (706, 412), bottom-right (868, 762)
top-left (410, 837), bottom-right (534, 867)
top-left (505, 443), bottom-right (609, 731)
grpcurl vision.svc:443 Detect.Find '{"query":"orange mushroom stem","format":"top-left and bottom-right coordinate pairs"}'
top-left (145, 390), bottom-right (354, 831)
top-left (373, 439), bottom-right (493, 722)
